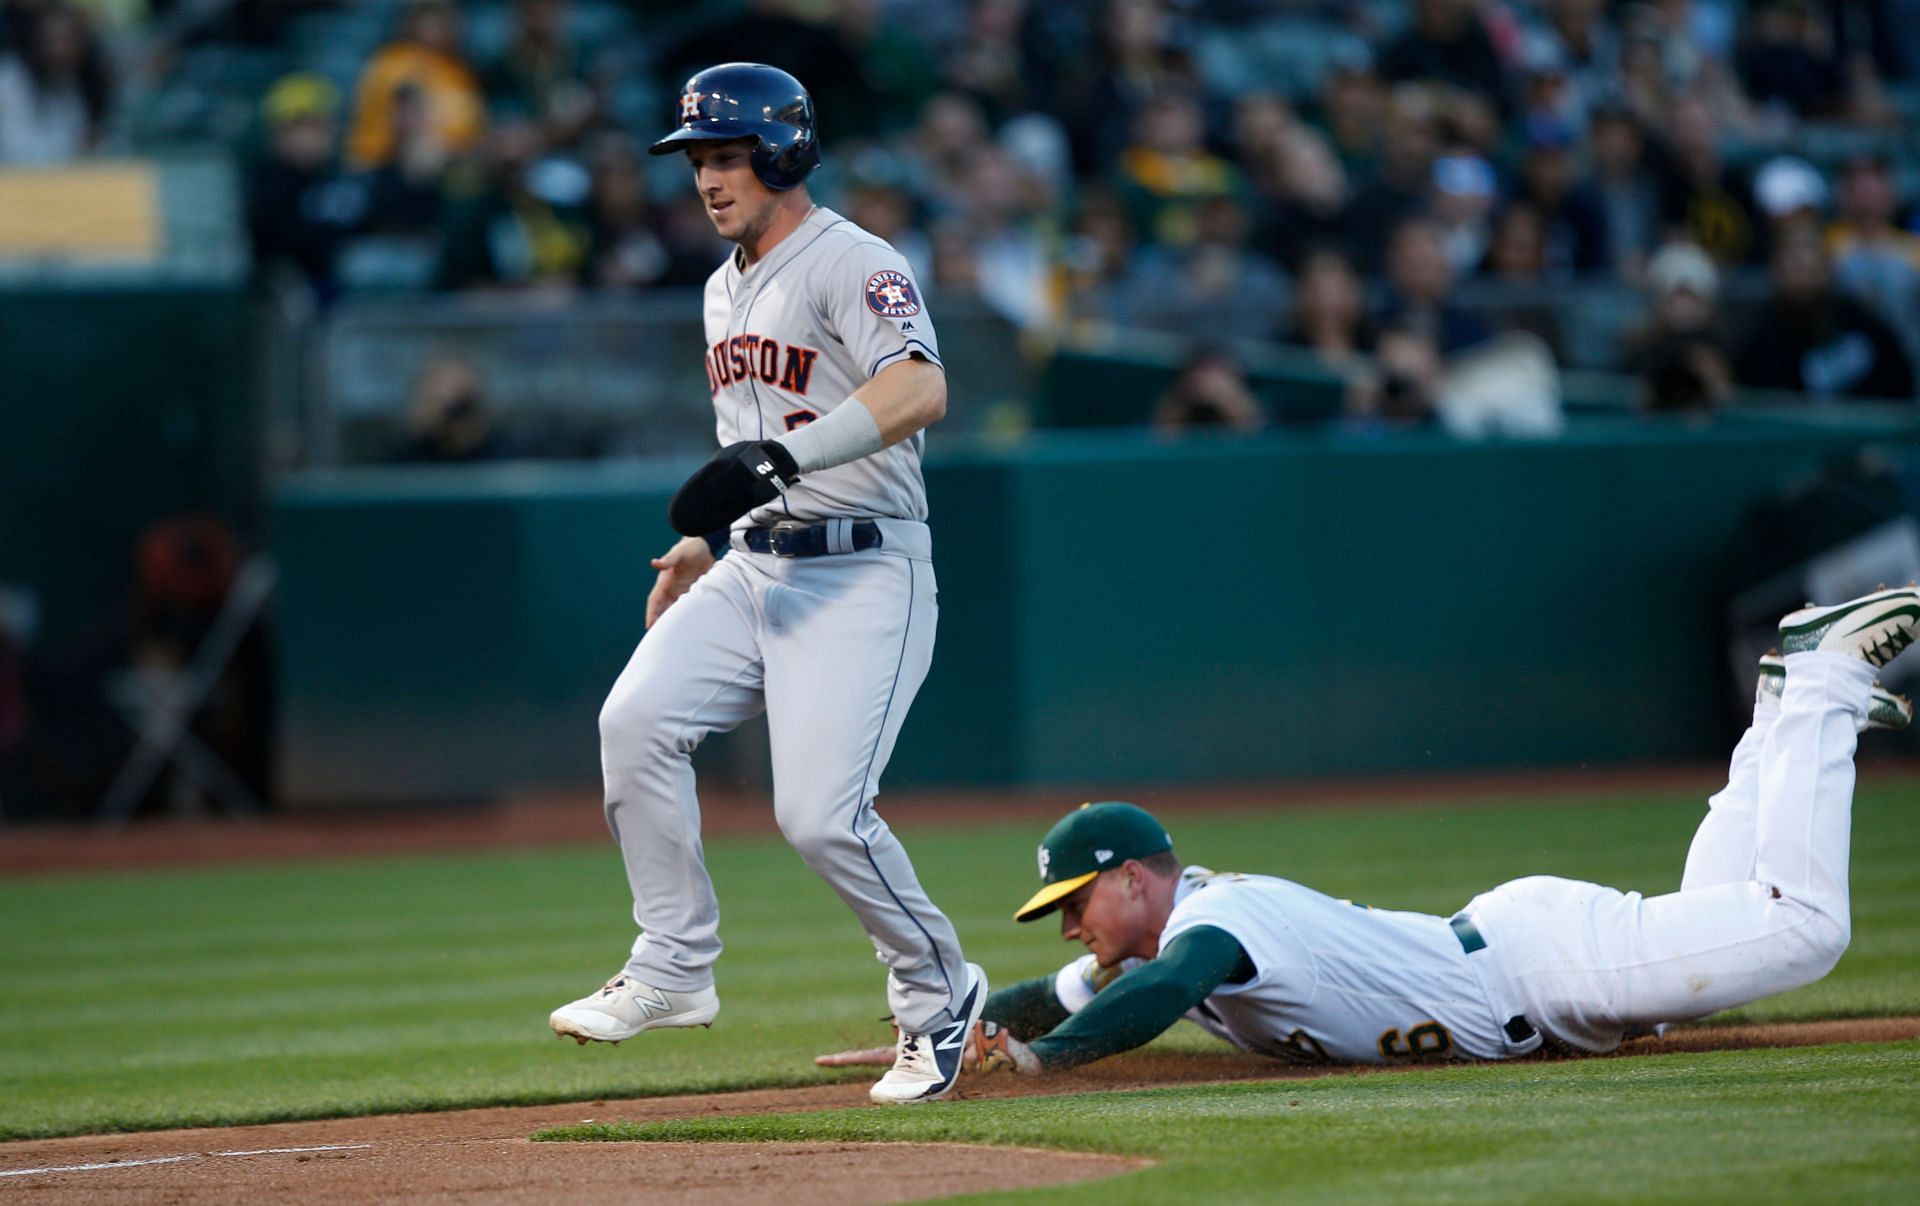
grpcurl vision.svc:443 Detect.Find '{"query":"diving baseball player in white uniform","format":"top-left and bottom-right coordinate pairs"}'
top-left (549, 62), bottom-right (985, 1105)
top-left (823, 586), bottom-right (1918, 1074)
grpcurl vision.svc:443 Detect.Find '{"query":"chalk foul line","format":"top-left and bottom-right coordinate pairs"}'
top-left (0, 1144), bottom-right (373, 1179)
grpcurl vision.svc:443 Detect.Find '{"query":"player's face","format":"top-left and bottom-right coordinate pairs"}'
top-left (1058, 867), bottom-right (1155, 968)
top-left (686, 140), bottom-right (778, 245)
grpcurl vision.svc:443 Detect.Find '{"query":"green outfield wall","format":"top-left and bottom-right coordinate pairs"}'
top-left (0, 286), bottom-right (259, 648)
top-left (272, 412), bottom-right (1917, 805)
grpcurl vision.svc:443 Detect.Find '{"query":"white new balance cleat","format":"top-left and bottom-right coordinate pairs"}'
top-left (549, 973), bottom-right (719, 1045)
top-left (1757, 651), bottom-right (1911, 730)
top-left (869, 963), bottom-right (988, 1105)
top-left (1779, 586), bottom-right (1920, 668)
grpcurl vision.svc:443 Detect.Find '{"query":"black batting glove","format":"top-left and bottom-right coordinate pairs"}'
top-left (668, 440), bottom-right (801, 536)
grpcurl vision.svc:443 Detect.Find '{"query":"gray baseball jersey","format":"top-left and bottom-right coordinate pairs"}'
top-left (702, 205), bottom-right (941, 527)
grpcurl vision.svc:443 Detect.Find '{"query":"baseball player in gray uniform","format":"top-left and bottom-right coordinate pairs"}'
top-left (549, 62), bottom-right (985, 1105)
top-left (818, 586), bottom-right (1917, 1074)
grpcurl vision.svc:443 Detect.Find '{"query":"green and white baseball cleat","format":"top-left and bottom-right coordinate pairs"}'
top-left (1756, 651), bottom-right (1912, 730)
top-left (1779, 586), bottom-right (1920, 668)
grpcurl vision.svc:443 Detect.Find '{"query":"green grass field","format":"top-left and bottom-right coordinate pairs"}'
top-left (3, 779), bottom-right (1917, 1196)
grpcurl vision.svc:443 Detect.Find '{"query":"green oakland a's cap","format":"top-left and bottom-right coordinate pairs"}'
top-left (1014, 801), bottom-right (1174, 923)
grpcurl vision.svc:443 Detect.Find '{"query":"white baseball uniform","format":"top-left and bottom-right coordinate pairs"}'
top-left (597, 206), bottom-right (971, 1034)
top-left (1048, 650), bottom-right (1870, 1060)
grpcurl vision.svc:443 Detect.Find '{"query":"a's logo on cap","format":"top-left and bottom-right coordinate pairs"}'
top-left (865, 269), bottom-right (922, 317)
top-left (680, 89), bottom-right (704, 121)
top-left (1037, 845), bottom-right (1050, 879)
top-left (1095, 849), bottom-right (1114, 864)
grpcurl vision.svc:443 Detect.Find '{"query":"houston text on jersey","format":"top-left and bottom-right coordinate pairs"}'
top-left (707, 334), bottom-right (821, 396)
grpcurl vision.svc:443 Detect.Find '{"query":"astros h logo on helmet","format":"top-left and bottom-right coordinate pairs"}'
top-left (865, 270), bottom-right (922, 318)
top-left (680, 89), bottom-right (704, 121)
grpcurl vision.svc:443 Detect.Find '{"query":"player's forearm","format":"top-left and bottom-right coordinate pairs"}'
top-left (776, 359), bottom-right (944, 473)
top-left (854, 357), bottom-right (947, 442)
top-left (1026, 927), bottom-right (1248, 1072)
top-left (981, 974), bottom-right (1072, 1041)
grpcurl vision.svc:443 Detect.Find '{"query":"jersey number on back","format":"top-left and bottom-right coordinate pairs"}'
top-left (1378, 1021), bottom-right (1453, 1060)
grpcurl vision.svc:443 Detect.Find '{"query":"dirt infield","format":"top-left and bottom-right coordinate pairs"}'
top-left (1, 1018), bottom-right (1911, 1202)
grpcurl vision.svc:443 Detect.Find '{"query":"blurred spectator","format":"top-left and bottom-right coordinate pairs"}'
top-left (391, 357), bottom-right (504, 462)
top-left (1113, 192), bottom-right (1289, 340)
top-left (581, 135), bottom-right (673, 290)
top-left (833, 0), bottom-right (941, 138)
top-left (1342, 85), bottom-right (1442, 272)
top-left (1346, 324), bottom-right (1445, 430)
top-left (943, 0), bottom-right (1040, 125)
top-left (1737, 0), bottom-right (1845, 119)
top-left (1152, 344), bottom-right (1266, 434)
top-left (840, 150), bottom-right (932, 284)
top-left (1378, 0), bottom-right (1507, 112)
top-left (1825, 153), bottom-right (1920, 362)
top-left (482, 0), bottom-right (597, 150)
top-left (1482, 201), bottom-right (1549, 282)
top-left (902, 91), bottom-right (990, 217)
top-left (1280, 246), bottom-right (1374, 370)
top-left (1736, 222), bottom-right (1915, 400)
top-left (359, 80), bottom-right (449, 234)
top-left (1586, 103), bottom-right (1663, 280)
top-left (1753, 154), bottom-right (1828, 227)
top-left (1238, 98), bottom-right (1348, 271)
top-left (1311, 43), bottom-right (1385, 179)
top-left (1052, 187), bottom-right (1137, 333)
top-left (346, 0), bottom-right (485, 170)
top-left (1512, 114), bottom-right (1606, 275)
top-left (1376, 213), bottom-right (1492, 354)
top-left (1112, 89), bottom-right (1243, 249)
top-left (435, 118), bottom-right (591, 290)
top-left (1623, 241), bottom-right (1734, 410)
top-left (661, 0), bottom-right (868, 131)
top-left (1655, 93), bottom-right (1759, 266)
top-left (246, 73), bottom-right (366, 302)
top-left (1523, 0), bottom-right (1619, 125)
top-left (1429, 153), bottom-right (1498, 276)
top-left (954, 144), bottom-right (1051, 328)
top-left (1052, 0), bottom-right (1195, 177)
top-left (0, 2), bottom-right (111, 164)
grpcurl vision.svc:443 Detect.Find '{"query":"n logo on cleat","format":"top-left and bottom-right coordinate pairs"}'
top-left (628, 986), bottom-right (672, 1018)
top-left (934, 1019), bottom-right (969, 1052)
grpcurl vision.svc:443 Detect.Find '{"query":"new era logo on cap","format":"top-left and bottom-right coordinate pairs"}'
top-left (1015, 802), bottom-right (1176, 922)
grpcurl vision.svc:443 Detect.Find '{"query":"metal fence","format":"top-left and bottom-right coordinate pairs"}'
top-left (300, 290), bottom-right (1033, 465)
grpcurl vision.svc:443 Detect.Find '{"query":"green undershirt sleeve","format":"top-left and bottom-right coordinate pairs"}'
top-left (980, 974), bottom-right (1073, 1041)
top-left (1025, 925), bottom-right (1254, 1072)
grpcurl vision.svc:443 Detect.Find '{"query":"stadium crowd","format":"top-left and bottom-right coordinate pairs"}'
top-left (4, 0), bottom-right (1920, 425)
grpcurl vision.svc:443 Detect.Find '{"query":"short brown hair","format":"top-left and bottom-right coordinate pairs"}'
top-left (1138, 850), bottom-right (1183, 878)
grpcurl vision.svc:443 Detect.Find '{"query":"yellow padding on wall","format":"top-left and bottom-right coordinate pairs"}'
top-left (0, 163), bottom-right (160, 258)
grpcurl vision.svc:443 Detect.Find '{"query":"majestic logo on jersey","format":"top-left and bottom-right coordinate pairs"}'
top-left (706, 334), bottom-right (820, 396)
top-left (679, 89), bottom-right (704, 121)
top-left (865, 270), bottom-right (922, 318)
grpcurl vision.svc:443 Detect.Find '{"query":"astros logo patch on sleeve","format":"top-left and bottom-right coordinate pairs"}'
top-left (864, 269), bottom-right (922, 318)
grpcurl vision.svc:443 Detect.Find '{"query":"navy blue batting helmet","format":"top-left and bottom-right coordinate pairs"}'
top-left (648, 62), bottom-right (820, 191)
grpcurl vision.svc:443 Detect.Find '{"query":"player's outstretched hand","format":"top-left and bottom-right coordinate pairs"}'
top-left (668, 440), bottom-right (800, 536)
top-left (645, 535), bottom-right (717, 629)
top-left (963, 1020), bottom-right (1040, 1076)
top-left (813, 1045), bottom-right (896, 1067)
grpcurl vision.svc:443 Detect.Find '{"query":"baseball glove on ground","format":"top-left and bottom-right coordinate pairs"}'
top-left (964, 1020), bottom-right (1040, 1076)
